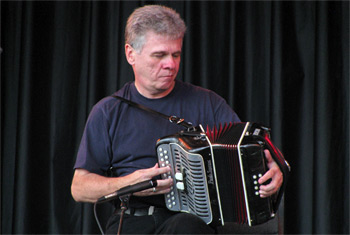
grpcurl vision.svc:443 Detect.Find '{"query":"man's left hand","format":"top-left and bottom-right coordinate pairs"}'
top-left (258, 149), bottom-right (283, 198)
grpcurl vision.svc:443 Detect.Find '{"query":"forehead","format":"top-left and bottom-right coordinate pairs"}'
top-left (141, 31), bottom-right (183, 53)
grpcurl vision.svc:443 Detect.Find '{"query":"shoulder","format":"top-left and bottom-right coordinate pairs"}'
top-left (88, 82), bottom-right (134, 120)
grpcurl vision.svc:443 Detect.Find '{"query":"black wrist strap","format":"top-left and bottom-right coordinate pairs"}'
top-left (111, 95), bottom-right (195, 130)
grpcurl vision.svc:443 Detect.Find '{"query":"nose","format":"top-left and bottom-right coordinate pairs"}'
top-left (163, 56), bottom-right (176, 70)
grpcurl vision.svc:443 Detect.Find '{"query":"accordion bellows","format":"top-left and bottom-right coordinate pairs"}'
top-left (157, 122), bottom-right (290, 226)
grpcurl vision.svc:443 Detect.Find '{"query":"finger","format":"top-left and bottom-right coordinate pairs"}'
top-left (258, 169), bottom-right (273, 184)
top-left (144, 165), bottom-right (171, 179)
top-left (157, 165), bottom-right (171, 175)
top-left (259, 185), bottom-right (277, 197)
top-left (264, 149), bottom-right (273, 163)
top-left (134, 178), bottom-right (173, 196)
top-left (259, 181), bottom-right (275, 193)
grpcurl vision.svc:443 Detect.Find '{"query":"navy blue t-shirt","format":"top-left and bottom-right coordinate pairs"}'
top-left (74, 80), bottom-right (240, 207)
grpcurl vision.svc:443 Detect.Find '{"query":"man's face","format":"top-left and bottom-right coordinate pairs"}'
top-left (126, 31), bottom-right (183, 99)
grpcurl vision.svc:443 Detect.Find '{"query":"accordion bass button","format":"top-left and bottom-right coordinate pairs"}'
top-left (175, 172), bottom-right (183, 181)
top-left (176, 182), bottom-right (185, 190)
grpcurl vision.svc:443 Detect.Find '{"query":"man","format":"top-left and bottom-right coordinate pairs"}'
top-left (71, 5), bottom-right (283, 234)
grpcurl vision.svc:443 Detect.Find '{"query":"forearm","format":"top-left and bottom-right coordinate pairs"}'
top-left (71, 168), bottom-right (136, 203)
top-left (71, 165), bottom-right (172, 203)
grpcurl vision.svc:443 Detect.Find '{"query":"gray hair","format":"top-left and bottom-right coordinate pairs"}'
top-left (125, 5), bottom-right (187, 52)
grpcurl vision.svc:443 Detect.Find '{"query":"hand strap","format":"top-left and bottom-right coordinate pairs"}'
top-left (111, 95), bottom-right (195, 130)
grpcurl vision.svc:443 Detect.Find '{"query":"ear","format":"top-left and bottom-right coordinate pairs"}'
top-left (125, 44), bottom-right (136, 65)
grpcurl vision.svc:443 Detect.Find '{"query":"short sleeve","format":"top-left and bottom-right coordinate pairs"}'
top-left (74, 103), bottom-right (112, 175)
top-left (214, 97), bottom-right (241, 124)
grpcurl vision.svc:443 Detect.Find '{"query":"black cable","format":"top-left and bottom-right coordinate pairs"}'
top-left (94, 202), bottom-right (105, 235)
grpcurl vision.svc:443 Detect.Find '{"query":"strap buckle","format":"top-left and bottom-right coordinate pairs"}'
top-left (169, 116), bottom-right (184, 124)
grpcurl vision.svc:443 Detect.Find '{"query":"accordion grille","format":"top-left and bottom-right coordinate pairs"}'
top-left (171, 146), bottom-right (212, 222)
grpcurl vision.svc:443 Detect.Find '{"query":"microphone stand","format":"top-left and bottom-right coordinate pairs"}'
top-left (117, 194), bottom-right (131, 235)
top-left (94, 179), bottom-right (157, 235)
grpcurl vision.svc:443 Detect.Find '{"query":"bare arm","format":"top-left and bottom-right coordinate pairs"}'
top-left (71, 163), bottom-right (173, 203)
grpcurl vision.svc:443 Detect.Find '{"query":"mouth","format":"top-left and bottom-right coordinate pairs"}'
top-left (159, 75), bottom-right (175, 80)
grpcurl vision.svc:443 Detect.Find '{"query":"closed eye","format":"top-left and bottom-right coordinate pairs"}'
top-left (152, 52), bottom-right (166, 58)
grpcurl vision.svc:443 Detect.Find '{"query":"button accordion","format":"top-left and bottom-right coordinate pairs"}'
top-left (156, 122), bottom-right (290, 226)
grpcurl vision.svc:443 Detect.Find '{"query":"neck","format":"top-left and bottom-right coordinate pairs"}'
top-left (134, 81), bottom-right (175, 99)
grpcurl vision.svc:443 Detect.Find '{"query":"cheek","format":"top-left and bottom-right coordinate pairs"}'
top-left (136, 60), bottom-right (157, 75)
top-left (148, 63), bottom-right (161, 76)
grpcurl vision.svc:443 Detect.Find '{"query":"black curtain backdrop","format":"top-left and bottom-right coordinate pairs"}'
top-left (1, 1), bottom-right (349, 234)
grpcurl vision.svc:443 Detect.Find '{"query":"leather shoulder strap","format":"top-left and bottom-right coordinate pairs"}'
top-left (111, 95), bottom-right (194, 130)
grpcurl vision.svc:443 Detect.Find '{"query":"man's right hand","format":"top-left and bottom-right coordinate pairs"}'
top-left (71, 163), bottom-right (172, 203)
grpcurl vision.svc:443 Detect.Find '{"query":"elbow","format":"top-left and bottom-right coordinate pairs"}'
top-left (71, 182), bottom-right (82, 202)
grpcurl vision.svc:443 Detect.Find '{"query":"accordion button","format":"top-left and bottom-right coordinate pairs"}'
top-left (175, 172), bottom-right (183, 181)
top-left (164, 150), bottom-right (168, 154)
top-left (176, 182), bottom-right (185, 190)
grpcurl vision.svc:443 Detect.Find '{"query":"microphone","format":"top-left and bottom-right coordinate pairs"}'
top-left (97, 179), bottom-right (158, 203)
